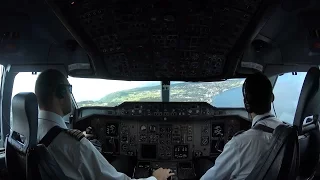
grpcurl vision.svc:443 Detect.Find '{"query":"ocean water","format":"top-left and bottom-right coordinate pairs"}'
top-left (212, 87), bottom-right (244, 108)
top-left (213, 72), bottom-right (307, 124)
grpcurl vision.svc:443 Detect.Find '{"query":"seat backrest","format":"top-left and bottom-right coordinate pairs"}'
top-left (33, 144), bottom-right (70, 180)
top-left (5, 92), bottom-right (39, 180)
top-left (293, 67), bottom-right (320, 179)
top-left (246, 124), bottom-right (299, 180)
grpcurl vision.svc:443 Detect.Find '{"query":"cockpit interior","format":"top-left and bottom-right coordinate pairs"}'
top-left (1, 0), bottom-right (320, 179)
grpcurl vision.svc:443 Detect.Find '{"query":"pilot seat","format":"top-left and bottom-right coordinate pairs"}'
top-left (5, 92), bottom-right (67, 180)
top-left (294, 67), bottom-right (320, 180)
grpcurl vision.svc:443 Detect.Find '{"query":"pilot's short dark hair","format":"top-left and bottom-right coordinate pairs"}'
top-left (243, 72), bottom-right (273, 115)
top-left (35, 69), bottom-right (66, 108)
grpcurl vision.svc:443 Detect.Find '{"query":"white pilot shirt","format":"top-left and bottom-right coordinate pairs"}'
top-left (200, 112), bottom-right (282, 180)
top-left (37, 110), bottom-right (157, 180)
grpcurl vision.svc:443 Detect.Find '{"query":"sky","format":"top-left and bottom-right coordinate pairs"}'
top-left (12, 72), bottom-right (160, 102)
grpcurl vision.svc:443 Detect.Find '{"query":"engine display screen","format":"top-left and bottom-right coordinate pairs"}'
top-left (212, 123), bottom-right (224, 138)
top-left (141, 144), bottom-right (157, 159)
top-left (174, 145), bottom-right (189, 159)
top-left (106, 123), bottom-right (119, 136)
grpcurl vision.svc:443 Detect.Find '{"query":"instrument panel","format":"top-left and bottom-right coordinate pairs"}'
top-left (75, 102), bottom-right (250, 160)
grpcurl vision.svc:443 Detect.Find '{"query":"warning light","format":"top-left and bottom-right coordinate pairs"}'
top-left (71, 1), bottom-right (75, 5)
top-left (314, 42), bottom-right (320, 49)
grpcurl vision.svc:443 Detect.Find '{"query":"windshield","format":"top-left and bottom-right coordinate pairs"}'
top-left (11, 73), bottom-right (162, 108)
top-left (70, 78), bottom-right (161, 107)
top-left (74, 79), bottom-right (245, 108)
top-left (170, 80), bottom-right (245, 107)
top-left (11, 72), bottom-right (307, 125)
top-left (12, 72), bottom-right (245, 108)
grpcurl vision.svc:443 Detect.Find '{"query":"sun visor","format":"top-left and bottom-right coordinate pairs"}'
top-left (67, 44), bottom-right (94, 77)
top-left (68, 63), bottom-right (93, 77)
top-left (237, 61), bottom-right (264, 75)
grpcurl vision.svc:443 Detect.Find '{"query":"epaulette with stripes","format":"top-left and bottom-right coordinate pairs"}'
top-left (233, 130), bottom-right (246, 137)
top-left (63, 129), bottom-right (85, 141)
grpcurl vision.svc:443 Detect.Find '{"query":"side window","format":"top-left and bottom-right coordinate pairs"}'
top-left (273, 72), bottom-right (307, 124)
top-left (0, 65), bottom-right (4, 135)
top-left (11, 72), bottom-right (39, 125)
top-left (0, 65), bottom-right (3, 87)
top-left (11, 72), bottom-right (76, 125)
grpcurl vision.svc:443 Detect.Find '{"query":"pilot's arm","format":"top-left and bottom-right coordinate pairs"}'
top-left (72, 137), bottom-right (159, 180)
top-left (200, 139), bottom-right (239, 180)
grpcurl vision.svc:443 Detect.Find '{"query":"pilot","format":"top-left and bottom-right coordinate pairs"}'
top-left (35, 69), bottom-right (174, 180)
top-left (200, 72), bottom-right (282, 180)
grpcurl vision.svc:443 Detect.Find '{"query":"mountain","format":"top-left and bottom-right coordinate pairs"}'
top-left (77, 79), bottom-right (244, 107)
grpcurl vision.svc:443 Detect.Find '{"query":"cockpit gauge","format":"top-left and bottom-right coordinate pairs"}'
top-left (121, 125), bottom-right (128, 132)
top-left (106, 123), bottom-right (118, 136)
top-left (201, 136), bottom-right (209, 146)
top-left (212, 123), bottom-right (224, 138)
top-left (214, 126), bottom-right (223, 136)
top-left (140, 125), bottom-right (147, 131)
top-left (149, 125), bottom-right (156, 132)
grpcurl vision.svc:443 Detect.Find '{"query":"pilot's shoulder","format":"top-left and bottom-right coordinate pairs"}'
top-left (233, 130), bottom-right (246, 137)
top-left (231, 129), bottom-right (255, 141)
top-left (61, 129), bottom-right (85, 141)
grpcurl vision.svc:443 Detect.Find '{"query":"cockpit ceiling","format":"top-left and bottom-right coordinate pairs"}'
top-left (45, 0), bottom-right (276, 81)
top-left (0, 0), bottom-right (320, 80)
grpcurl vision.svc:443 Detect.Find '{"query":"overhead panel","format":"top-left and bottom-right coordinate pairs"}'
top-left (48, 0), bottom-right (270, 80)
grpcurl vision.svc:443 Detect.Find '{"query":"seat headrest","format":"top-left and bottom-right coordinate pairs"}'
top-left (294, 67), bottom-right (320, 133)
top-left (12, 92), bottom-right (38, 146)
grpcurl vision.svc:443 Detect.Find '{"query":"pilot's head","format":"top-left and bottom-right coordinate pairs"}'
top-left (35, 69), bottom-right (72, 116)
top-left (242, 72), bottom-right (274, 115)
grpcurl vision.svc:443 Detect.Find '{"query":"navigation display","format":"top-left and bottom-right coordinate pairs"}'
top-left (106, 123), bottom-right (119, 136)
top-left (141, 144), bottom-right (157, 159)
top-left (212, 123), bottom-right (224, 138)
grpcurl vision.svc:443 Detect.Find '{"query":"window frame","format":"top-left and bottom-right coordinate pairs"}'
top-left (10, 71), bottom-right (78, 124)
top-left (271, 72), bottom-right (307, 124)
top-left (0, 65), bottom-right (71, 147)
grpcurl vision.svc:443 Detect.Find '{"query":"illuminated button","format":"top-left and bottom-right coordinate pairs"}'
top-left (140, 125), bottom-right (147, 131)
top-left (183, 154), bottom-right (187, 158)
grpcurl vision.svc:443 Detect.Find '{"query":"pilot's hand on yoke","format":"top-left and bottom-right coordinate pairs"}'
top-left (152, 168), bottom-right (175, 180)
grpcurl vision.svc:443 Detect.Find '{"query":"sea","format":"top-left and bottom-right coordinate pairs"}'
top-left (213, 85), bottom-right (300, 124)
top-left (212, 87), bottom-right (244, 108)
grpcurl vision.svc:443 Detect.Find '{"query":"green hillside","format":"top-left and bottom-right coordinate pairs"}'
top-left (77, 80), bottom-right (244, 107)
